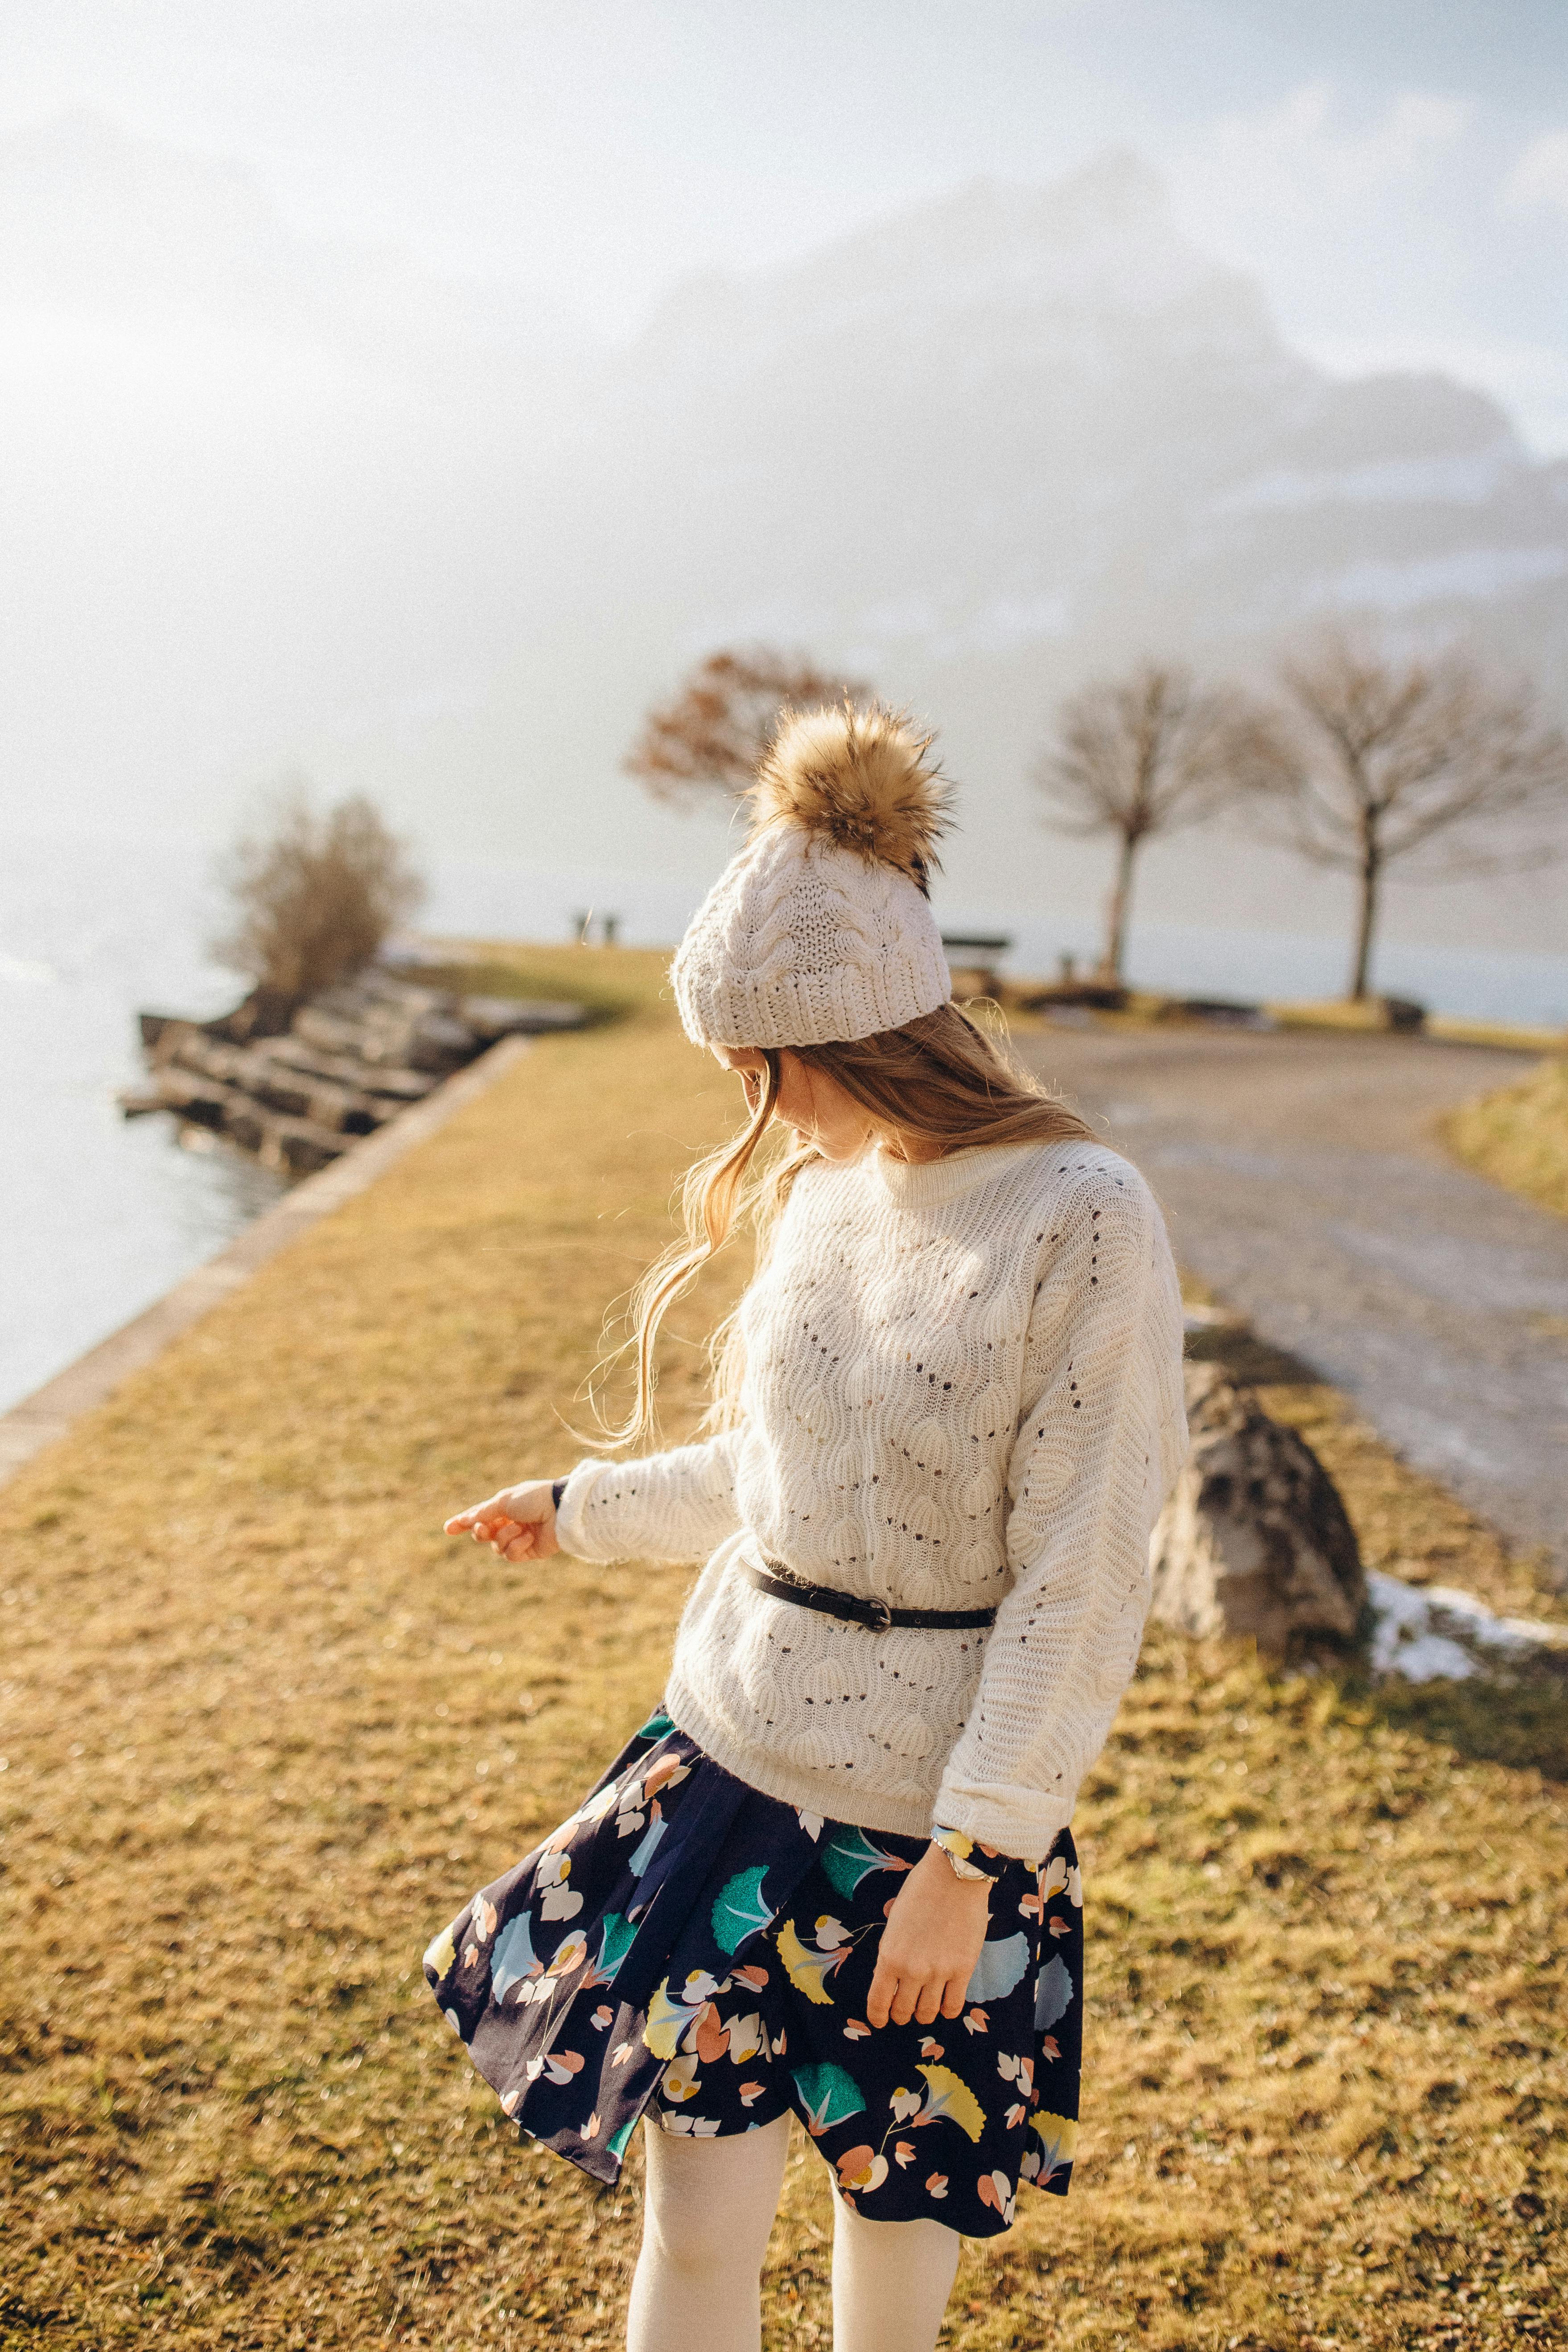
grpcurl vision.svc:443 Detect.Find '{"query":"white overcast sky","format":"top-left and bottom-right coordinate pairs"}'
top-left (6, 0), bottom-right (1568, 449)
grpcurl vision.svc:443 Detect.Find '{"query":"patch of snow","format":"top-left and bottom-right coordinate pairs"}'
top-left (858, 596), bottom-right (946, 642)
top-left (1215, 443), bottom-right (1522, 512)
top-left (1304, 545), bottom-right (1568, 611)
top-left (0, 952), bottom-right (56, 986)
top-left (963, 592), bottom-right (1073, 655)
top-left (784, 589), bottom-right (1074, 663)
top-left (1366, 1569), bottom-right (1568, 1683)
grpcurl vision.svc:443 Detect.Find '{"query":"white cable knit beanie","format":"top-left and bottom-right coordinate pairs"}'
top-left (671, 703), bottom-right (955, 1049)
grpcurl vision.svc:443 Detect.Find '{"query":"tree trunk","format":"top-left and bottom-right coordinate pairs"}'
top-left (1103, 832), bottom-right (1138, 980)
top-left (1348, 846), bottom-right (1381, 1001)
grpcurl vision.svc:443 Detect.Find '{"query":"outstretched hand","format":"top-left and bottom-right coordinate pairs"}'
top-left (866, 1842), bottom-right (990, 2029)
top-left (443, 1479), bottom-right (561, 1563)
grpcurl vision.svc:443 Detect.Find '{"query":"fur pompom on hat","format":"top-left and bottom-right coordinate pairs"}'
top-left (672, 702), bottom-right (955, 1049)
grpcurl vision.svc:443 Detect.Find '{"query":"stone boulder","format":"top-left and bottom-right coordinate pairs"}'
top-left (128, 966), bottom-right (589, 1175)
top-left (1150, 1364), bottom-right (1366, 1653)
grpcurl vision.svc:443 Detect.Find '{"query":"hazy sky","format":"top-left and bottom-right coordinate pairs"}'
top-left (7, 0), bottom-right (1568, 449)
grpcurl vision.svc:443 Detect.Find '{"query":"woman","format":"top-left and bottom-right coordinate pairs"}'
top-left (431, 704), bottom-right (1187, 2352)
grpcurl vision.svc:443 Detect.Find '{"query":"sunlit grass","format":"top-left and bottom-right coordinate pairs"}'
top-left (1440, 1055), bottom-right (1568, 1221)
top-left (1, 947), bottom-right (1563, 2348)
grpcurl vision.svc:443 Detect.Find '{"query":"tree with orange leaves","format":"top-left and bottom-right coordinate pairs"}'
top-left (626, 648), bottom-right (873, 806)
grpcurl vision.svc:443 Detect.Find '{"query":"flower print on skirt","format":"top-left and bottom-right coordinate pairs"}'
top-left (424, 1706), bottom-right (1082, 2238)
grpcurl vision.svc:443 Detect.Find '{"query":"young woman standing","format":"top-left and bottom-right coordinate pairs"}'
top-left (432, 705), bottom-right (1187, 2352)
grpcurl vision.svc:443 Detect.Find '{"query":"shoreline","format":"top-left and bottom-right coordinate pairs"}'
top-left (0, 1034), bottom-right (530, 1489)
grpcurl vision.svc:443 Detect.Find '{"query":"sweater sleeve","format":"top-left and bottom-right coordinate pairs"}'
top-left (553, 1425), bottom-right (747, 1565)
top-left (931, 1162), bottom-right (1187, 1863)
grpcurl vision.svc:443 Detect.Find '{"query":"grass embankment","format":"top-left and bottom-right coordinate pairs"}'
top-left (1440, 1057), bottom-right (1568, 1220)
top-left (988, 983), bottom-right (1565, 1058)
top-left (1263, 1002), bottom-right (1568, 1052)
top-left (2, 943), bottom-right (1564, 2351)
top-left (407, 950), bottom-right (646, 1029)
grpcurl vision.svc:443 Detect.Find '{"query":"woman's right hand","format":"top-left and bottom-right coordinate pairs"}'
top-left (444, 1479), bottom-right (561, 1562)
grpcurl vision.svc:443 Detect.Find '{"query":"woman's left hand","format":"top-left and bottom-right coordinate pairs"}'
top-left (866, 1843), bottom-right (990, 2029)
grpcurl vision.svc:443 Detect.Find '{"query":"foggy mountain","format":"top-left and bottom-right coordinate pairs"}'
top-left (3, 119), bottom-right (1564, 947)
top-left (419, 149), bottom-right (1568, 931)
top-left (0, 113), bottom-right (592, 839)
top-left (0, 109), bottom-right (597, 370)
top-left (553, 151), bottom-right (1568, 736)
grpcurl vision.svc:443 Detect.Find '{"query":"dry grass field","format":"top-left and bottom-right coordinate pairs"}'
top-left (2, 945), bottom-right (1564, 2351)
top-left (1440, 1057), bottom-right (1568, 1220)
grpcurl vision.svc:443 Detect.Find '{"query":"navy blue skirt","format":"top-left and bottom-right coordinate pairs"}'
top-left (424, 1707), bottom-right (1082, 2237)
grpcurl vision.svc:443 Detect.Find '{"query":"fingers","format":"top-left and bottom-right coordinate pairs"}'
top-left (868, 1962), bottom-right (955, 2030)
top-left (866, 1961), bottom-right (893, 2031)
top-left (441, 1504), bottom-right (537, 1557)
top-left (893, 1975), bottom-right (942, 2027)
top-left (486, 1519), bottom-right (543, 1561)
top-left (444, 1481), bottom-right (556, 1548)
top-left (443, 1500), bottom-right (510, 1536)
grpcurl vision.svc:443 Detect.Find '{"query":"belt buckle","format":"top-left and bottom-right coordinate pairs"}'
top-left (864, 1596), bottom-right (893, 1633)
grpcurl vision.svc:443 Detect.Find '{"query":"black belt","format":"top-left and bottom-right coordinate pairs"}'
top-left (742, 1558), bottom-right (997, 1633)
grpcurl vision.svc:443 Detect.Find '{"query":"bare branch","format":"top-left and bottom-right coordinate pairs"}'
top-left (1036, 663), bottom-right (1272, 846)
top-left (1224, 629), bottom-right (1568, 997)
top-left (211, 784), bottom-right (425, 998)
top-left (1237, 632), bottom-right (1568, 879)
top-left (1034, 662), bottom-right (1277, 976)
top-left (626, 647), bottom-right (874, 806)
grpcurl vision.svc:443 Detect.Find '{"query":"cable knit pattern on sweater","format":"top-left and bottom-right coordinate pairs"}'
top-left (554, 1137), bottom-right (1187, 1862)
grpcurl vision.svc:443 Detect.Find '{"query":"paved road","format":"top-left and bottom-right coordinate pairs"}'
top-left (1012, 1021), bottom-right (1568, 1578)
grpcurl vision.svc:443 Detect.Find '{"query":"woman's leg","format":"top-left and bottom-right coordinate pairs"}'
top-left (831, 2192), bottom-right (962, 2352)
top-left (626, 2113), bottom-right (792, 2352)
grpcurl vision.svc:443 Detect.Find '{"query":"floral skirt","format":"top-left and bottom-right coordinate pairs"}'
top-left (424, 1706), bottom-right (1082, 2237)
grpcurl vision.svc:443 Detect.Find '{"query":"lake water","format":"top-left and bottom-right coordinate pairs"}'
top-left (3, 826), bottom-right (1565, 1421)
top-left (0, 832), bottom-right (288, 1417)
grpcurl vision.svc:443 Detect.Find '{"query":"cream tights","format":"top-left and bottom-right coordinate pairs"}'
top-left (626, 2115), bottom-right (962, 2352)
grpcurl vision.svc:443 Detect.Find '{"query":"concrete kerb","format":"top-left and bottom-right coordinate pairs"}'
top-left (0, 1034), bottom-right (532, 1491)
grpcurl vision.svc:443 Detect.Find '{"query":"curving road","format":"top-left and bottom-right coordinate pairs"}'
top-left (1012, 1020), bottom-right (1568, 1581)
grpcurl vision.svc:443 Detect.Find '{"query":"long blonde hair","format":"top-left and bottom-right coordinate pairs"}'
top-left (595, 1001), bottom-right (1095, 1449)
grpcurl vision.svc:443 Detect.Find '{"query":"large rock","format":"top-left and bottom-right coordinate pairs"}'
top-left (1150, 1364), bottom-right (1366, 1652)
top-left (130, 962), bottom-right (589, 1175)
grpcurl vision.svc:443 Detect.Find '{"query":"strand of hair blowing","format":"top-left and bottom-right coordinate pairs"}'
top-left (594, 1002), bottom-right (1093, 1451)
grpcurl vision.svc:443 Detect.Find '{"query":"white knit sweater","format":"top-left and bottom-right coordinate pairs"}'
top-left (556, 1137), bottom-right (1187, 1862)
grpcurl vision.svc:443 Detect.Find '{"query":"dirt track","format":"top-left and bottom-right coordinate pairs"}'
top-left (1013, 1019), bottom-right (1568, 1580)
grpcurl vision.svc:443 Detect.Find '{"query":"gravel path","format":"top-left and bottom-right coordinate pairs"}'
top-left (1013, 1022), bottom-right (1568, 1579)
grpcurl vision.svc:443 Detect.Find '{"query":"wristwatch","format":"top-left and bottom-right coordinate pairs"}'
top-left (932, 1824), bottom-right (1007, 1883)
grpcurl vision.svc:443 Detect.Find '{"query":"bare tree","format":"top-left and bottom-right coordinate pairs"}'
top-left (1233, 636), bottom-right (1568, 1000)
top-left (626, 647), bottom-right (873, 805)
top-left (1036, 663), bottom-right (1269, 980)
top-left (213, 785), bottom-right (425, 1000)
